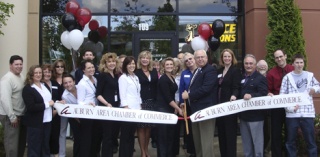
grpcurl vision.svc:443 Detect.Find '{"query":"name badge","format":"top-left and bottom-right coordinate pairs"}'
top-left (52, 86), bottom-right (58, 89)
top-left (241, 79), bottom-right (245, 84)
top-left (184, 75), bottom-right (190, 78)
top-left (114, 95), bottom-right (118, 102)
top-left (218, 74), bottom-right (222, 78)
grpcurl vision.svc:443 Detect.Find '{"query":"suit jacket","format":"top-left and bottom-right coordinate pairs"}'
top-left (189, 63), bottom-right (218, 113)
top-left (217, 66), bottom-right (242, 103)
top-left (22, 84), bottom-right (47, 128)
top-left (239, 71), bottom-right (268, 122)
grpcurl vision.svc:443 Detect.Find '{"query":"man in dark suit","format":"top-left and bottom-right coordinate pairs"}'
top-left (182, 49), bottom-right (218, 157)
top-left (239, 54), bottom-right (268, 157)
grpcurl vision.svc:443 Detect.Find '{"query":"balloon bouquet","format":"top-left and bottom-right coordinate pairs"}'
top-left (191, 19), bottom-right (225, 52)
top-left (60, 0), bottom-right (92, 71)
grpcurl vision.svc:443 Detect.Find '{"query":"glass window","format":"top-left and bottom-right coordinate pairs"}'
top-left (42, 0), bottom-right (67, 13)
top-left (179, 0), bottom-right (238, 13)
top-left (110, 34), bottom-right (133, 56)
top-left (111, 0), bottom-right (176, 13)
top-left (178, 16), bottom-right (241, 65)
top-left (42, 0), bottom-right (109, 14)
top-left (111, 15), bottom-right (176, 32)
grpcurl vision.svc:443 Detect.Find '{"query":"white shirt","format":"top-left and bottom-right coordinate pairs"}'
top-left (62, 85), bottom-right (78, 104)
top-left (31, 83), bottom-right (52, 123)
top-left (77, 75), bottom-right (97, 105)
top-left (118, 74), bottom-right (142, 110)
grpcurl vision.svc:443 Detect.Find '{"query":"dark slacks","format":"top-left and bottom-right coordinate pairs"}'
top-left (69, 118), bottom-right (81, 157)
top-left (157, 123), bottom-right (176, 157)
top-left (119, 122), bottom-right (136, 157)
top-left (101, 120), bottom-right (117, 157)
top-left (49, 115), bottom-right (60, 154)
top-left (27, 122), bottom-right (51, 157)
top-left (270, 108), bottom-right (286, 157)
top-left (216, 114), bottom-right (238, 157)
top-left (79, 119), bottom-right (96, 157)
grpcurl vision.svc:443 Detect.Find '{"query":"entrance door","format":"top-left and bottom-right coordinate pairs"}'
top-left (133, 32), bottom-right (178, 60)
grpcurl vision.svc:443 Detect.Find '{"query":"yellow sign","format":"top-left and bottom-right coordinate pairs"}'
top-left (184, 23), bottom-right (237, 43)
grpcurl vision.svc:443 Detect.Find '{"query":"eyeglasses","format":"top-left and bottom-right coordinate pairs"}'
top-left (185, 58), bottom-right (193, 63)
top-left (55, 66), bottom-right (64, 68)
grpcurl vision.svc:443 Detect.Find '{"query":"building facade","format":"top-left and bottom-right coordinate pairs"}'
top-left (1, 0), bottom-right (320, 111)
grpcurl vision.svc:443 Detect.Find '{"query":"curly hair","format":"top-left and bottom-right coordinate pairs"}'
top-left (24, 65), bottom-right (42, 85)
top-left (99, 52), bottom-right (117, 73)
top-left (160, 57), bottom-right (175, 75)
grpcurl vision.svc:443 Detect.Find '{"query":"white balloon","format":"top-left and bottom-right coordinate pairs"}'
top-left (191, 36), bottom-right (207, 51)
top-left (60, 31), bottom-right (72, 49)
top-left (68, 30), bottom-right (84, 51)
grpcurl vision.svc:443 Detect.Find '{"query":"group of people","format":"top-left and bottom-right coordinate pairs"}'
top-left (0, 48), bottom-right (319, 157)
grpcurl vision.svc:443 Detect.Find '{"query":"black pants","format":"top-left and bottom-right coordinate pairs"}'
top-left (119, 122), bottom-right (136, 157)
top-left (79, 119), bottom-right (99, 157)
top-left (157, 123), bottom-right (175, 157)
top-left (216, 114), bottom-right (238, 157)
top-left (27, 122), bottom-right (51, 157)
top-left (69, 118), bottom-right (81, 157)
top-left (101, 120), bottom-right (118, 157)
top-left (270, 108), bottom-right (286, 157)
top-left (49, 115), bottom-right (60, 154)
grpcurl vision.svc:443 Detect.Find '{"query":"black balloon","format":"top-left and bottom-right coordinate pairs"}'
top-left (208, 35), bottom-right (220, 51)
top-left (74, 21), bottom-right (84, 31)
top-left (88, 30), bottom-right (100, 43)
top-left (212, 19), bottom-right (225, 38)
top-left (61, 13), bottom-right (77, 31)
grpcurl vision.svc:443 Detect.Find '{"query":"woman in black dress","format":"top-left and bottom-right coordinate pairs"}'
top-left (96, 52), bottom-right (120, 157)
top-left (135, 50), bottom-right (158, 157)
top-left (216, 49), bottom-right (242, 157)
top-left (156, 57), bottom-right (183, 157)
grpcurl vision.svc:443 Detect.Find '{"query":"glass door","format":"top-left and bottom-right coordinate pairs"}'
top-left (133, 32), bottom-right (178, 60)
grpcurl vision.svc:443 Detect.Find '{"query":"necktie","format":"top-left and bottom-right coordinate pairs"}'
top-left (190, 68), bottom-right (200, 86)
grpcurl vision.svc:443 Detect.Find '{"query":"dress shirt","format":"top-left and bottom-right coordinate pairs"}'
top-left (31, 83), bottom-right (52, 123)
top-left (118, 74), bottom-right (142, 110)
top-left (77, 75), bottom-right (97, 105)
top-left (62, 85), bottom-right (78, 104)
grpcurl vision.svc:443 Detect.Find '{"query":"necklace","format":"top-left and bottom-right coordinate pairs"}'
top-left (129, 74), bottom-right (139, 93)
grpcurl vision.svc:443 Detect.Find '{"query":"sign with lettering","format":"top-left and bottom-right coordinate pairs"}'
top-left (54, 103), bottom-right (178, 124)
top-left (190, 93), bottom-right (311, 122)
top-left (139, 23), bottom-right (149, 31)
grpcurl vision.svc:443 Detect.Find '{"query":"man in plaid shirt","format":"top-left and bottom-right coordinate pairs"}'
top-left (280, 53), bottom-right (320, 157)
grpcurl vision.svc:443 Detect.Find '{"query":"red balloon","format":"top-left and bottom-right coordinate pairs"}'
top-left (65, 1), bottom-right (80, 15)
top-left (76, 8), bottom-right (92, 27)
top-left (89, 20), bottom-right (99, 31)
top-left (98, 26), bottom-right (108, 38)
top-left (198, 23), bottom-right (212, 41)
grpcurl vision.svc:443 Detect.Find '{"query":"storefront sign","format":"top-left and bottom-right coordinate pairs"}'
top-left (54, 103), bottom-right (178, 124)
top-left (190, 93), bottom-right (310, 122)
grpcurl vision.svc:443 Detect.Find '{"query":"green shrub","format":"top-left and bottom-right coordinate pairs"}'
top-left (266, 0), bottom-right (307, 69)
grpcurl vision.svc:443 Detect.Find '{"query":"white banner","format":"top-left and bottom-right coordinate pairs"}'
top-left (54, 103), bottom-right (178, 124)
top-left (190, 93), bottom-right (311, 122)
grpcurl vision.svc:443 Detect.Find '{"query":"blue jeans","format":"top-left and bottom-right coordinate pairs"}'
top-left (286, 118), bottom-right (317, 157)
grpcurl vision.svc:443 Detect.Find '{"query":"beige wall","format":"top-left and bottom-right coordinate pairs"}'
top-left (0, 0), bottom-right (28, 76)
top-left (245, 0), bottom-right (320, 112)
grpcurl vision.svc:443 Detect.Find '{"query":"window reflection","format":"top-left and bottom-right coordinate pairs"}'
top-left (111, 0), bottom-right (176, 13)
top-left (178, 15), bottom-right (241, 65)
top-left (111, 15), bottom-right (176, 32)
top-left (110, 34), bottom-right (133, 56)
top-left (179, 0), bottom-right (238, 13)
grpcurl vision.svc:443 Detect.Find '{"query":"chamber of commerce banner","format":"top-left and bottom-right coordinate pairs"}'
top-left (190, 93), bottom-right (311, 122)
top-left (54, 103), bottom-right (178, 124)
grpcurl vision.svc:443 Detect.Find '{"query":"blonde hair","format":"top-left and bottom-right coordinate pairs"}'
top-left (173, 58), bottom-right (183, 76)
top-left (137, 50), bottom-right (153, 71)
top-left (219, 49), bottom-right (238, 66)
top-left (160, 57), bottom-right (175, 75)
top-left (99, 52), bottom-right (117, 73)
